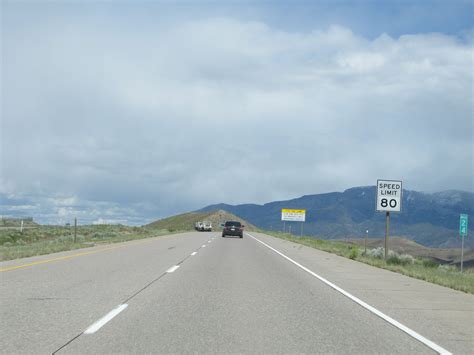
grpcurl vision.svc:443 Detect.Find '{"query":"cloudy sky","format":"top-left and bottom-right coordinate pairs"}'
top-left (1, 0), bottom-right (473, 225)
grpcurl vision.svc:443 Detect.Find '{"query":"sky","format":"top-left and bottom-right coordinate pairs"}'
top-left (1, 0), bottom-right (473, 225)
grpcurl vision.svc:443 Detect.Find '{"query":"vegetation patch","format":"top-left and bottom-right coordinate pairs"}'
top-left (0, 225), bottom-right (180, 261)
top-left (265, 231), bottom-right (474, 294)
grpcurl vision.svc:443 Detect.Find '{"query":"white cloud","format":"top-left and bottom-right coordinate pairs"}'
top-left (2, 15), bottom-right (473, 224)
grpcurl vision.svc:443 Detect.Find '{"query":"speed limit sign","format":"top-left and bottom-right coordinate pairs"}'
top-left (376, 179), bottom-right (402, 212)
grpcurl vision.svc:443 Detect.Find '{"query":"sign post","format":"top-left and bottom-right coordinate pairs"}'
top-left (460, 214), bottom-right (468, 273)
top-left (281, 209), bottom-right (306, 237)
top-left (365, 229), bottom-right (368, 255)
top-left (74, 218), bottom-right (77, 243)
top-left (376, 180), bottom-right (402, 260)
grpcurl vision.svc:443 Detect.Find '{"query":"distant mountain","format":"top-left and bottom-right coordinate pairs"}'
top-left (200, 187), bottom-right (474, 248)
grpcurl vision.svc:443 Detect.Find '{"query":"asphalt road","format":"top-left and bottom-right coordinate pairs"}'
top-left (1, 231), bottom-right (471, 354)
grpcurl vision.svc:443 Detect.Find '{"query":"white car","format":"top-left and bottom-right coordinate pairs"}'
top-left (203, 221), bottom-right (212, 231)
top-left (195, 222), bottom-right (204, 231)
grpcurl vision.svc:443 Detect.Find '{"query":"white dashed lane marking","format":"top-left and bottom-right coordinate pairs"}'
top-left (166, 265), bottom-right (180, 273)
top-left (84, 304), bottom-right (128, 335)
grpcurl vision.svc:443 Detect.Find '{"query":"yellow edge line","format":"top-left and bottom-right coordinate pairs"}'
top-left (0, 235), bottom-right (173, 272)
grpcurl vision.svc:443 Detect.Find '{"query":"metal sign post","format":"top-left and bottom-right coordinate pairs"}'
top-left (385, 212), bottom-right (390, 260)
top-left (365, 229), bottom-right (368, 255)
top-left (301, 222), bottom-right (304, 237)
top-left (376, 180), bottom-right (402, 261)
top-left (459, 214), bottom-right (468, 273)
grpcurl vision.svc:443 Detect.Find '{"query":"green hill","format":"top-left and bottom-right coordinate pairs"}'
top-left (146, 210), bottom-right (257, 232)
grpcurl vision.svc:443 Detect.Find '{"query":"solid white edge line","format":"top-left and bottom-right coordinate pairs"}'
top-left (84, 304), bottom-right (128, 334)
top-left (191, 251), bottom-right (197, 256)
top-left (245, 232), bottom-right (452, 355)
top-left (166, 265), bottom-right (180, 273)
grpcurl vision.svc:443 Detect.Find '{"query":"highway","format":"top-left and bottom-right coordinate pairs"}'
top-left (1, 231), bottom-right (472, 354)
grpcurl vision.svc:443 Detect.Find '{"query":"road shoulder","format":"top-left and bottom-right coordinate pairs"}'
top-left (249, 232), bottom-right (474, 355)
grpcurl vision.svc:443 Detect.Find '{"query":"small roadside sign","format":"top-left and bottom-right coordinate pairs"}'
top-left (281, 209), bottom-right (306, 222)
top-left (460, 214), bottom-right (468, 237)
top-left (460, 214), bottom-right (469, 273)
top-left (376, 179), bottom-right (402, 212)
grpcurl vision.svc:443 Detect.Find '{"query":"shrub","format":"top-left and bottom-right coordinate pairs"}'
top-left (387, 252), bottom-right (414, 266)
top-left (438, 264), bottom-right (457, 272)
top-left (422, 259), bottom-right (438, 268)
top-left (0, 236), bottom-right (13, 245)
top-left (387, 254), bottom-right (401, 265)
top-left (58, 235), bottom-right (74, 243)
top-left (349, 247), bottom-right (359, 260)
top-left (368, 247), bottom-right (385, 259)
top-left (399, 254), bottom-right (415, 265)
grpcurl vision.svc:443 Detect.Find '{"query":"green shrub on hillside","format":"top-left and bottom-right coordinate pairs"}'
top-left (438, 264), bottom-right (457, 272)
top-left (387, 253), bottom-right (414, 266)
top-left (421, 259), bottom-right (438, 268)
top-left (349, 247), bottom-right (359, 260)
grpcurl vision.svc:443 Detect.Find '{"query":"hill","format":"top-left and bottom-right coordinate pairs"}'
top-left (200, 187), bottom-right (473, 248)
top-left (146, 210), bottom-right (257, 232)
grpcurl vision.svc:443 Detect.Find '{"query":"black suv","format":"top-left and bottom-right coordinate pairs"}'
top-left (222, 221), bottom-right (244, 238)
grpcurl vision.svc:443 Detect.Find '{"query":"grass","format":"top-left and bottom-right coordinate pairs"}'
top-left (264, 231), bottom-right (474, 294)
top-left (0, 225), bottom-right (181, 261)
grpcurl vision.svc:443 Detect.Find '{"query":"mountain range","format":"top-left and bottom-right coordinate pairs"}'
top-left (200, 187), bottom-right (473, 248)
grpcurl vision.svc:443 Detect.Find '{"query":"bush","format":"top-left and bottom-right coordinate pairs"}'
top-left (399, 254), bottom-right (415, 265)
top-left (438, 264), bottom-right (457, 272)
top-left (387, 252), bottom-right (414, 266)
top-left (368, 247), bottom-right (385, 259)
top-left (387, 254), bottom-right (401, 265)
top-left (422, 259), bottom-right (438, 268)
top-left (349, 247), bottom-right (359, 260)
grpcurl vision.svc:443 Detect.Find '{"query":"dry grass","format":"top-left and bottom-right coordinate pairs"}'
top-left (0, 225), bottom-right (173, 261)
